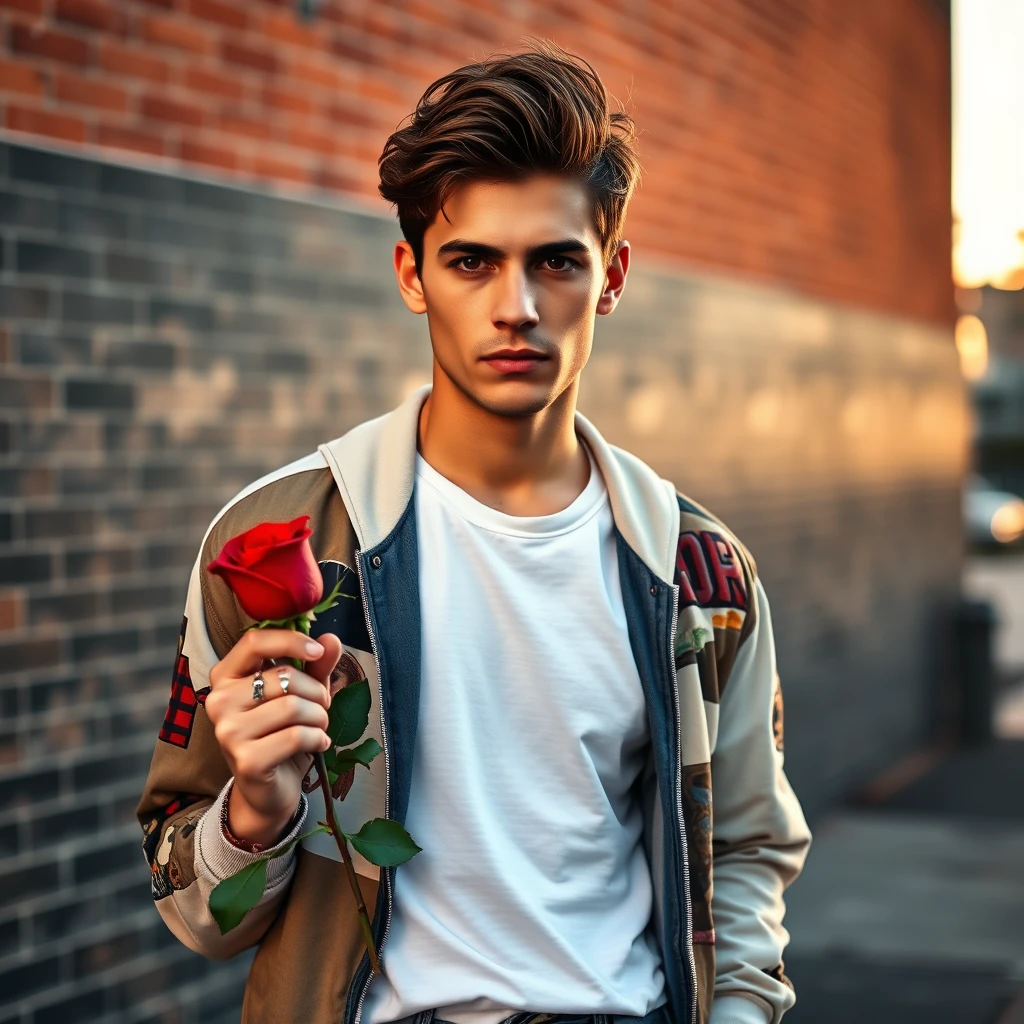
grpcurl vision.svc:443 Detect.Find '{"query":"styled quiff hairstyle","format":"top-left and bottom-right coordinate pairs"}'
top-left (378, 42), bottom-right (641, 272)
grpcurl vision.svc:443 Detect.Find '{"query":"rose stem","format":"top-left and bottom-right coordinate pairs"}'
top-left (312, 749), bottom-right (384, 978)
top-left (293, 641), bottom-right (385, 980)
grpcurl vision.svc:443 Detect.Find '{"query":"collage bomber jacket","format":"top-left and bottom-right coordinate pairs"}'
top-left (136, 386), bottom-right (811, 1024)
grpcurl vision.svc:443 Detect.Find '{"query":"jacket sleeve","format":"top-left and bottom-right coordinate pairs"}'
top-left (135, 553), bottom-right (306, 960)
top-left (708, 577), bottom-right (811, 1024)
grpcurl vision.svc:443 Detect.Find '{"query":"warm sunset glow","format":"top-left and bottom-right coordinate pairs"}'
top-left (955, 314), bottom-right (989, 379)
top-left (952, 0), bottom-right (1024, 289)
top-left (991, 501), bottom-right (1024, 543)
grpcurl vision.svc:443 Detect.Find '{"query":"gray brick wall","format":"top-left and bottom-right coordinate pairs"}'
top-left (0, 140), bottom-right (432, 1024)
top-left (0, 141), bottom-right (964, 1021)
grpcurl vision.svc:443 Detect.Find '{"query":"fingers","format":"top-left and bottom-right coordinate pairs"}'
top-left (213, 692), bottom-right (331, 775)
top-left (257, 664), bottom-right (328, 705)
top-left (205, 663), bottom-right (330, 720)
top-left (234, 727), bottom-right (332, 780)
top-left (212, 628), bottom-right (325, 684)
top-left (228, 693), bottom-right (330, 743)
top-left (303, 632), bottom-right (343, 689)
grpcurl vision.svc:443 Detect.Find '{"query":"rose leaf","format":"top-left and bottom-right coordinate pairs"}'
top-left (332, 737), bottom-right (382, 774)
top-left (327, 678), bottom-right (371, 747)
top-left (344, 818), bottom-right (421, 867)
top-left (209, 858), bottom-right (268, 934)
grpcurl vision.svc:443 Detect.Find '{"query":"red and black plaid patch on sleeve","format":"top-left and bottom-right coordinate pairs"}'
top-left (159, 616), bottom-right (197, 748)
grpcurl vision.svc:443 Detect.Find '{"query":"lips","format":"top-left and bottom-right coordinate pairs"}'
top-left (481, 349), bottom-right (549, 375)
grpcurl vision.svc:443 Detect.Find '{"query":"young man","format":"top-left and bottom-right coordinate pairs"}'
top-left (138, 44), bottom-right (809, 1024)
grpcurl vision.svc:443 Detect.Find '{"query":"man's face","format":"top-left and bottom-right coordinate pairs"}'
top-left (394, 174), bottom-right (629, 418)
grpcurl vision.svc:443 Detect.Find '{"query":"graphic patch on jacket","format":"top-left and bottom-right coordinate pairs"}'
top-left (773, 680), bottom-right (785, 752)
top-left (141, 794), bottom-right (204, 900)
top-left (673, 517), bottom-right (755, 950)
top-left (302, 649), bottom-right (368, 802)
top-left (158, 616), bottom-right (206, 748)
top-left (309, 561), bottom-right (371, 654)
top-left (674, 531), bottom-right (749, 706)
top-left (681, 762), bottom-right (715, 944)
top-left (676, 530), bottom-right (748, 612)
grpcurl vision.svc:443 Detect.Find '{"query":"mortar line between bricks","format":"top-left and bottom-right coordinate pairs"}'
top-left (0, 584), bottom-right (188, 614)
top-left (0, 862), bottom-right (153, 927)
top-left (70, 962), bottom-right (254, 1024)
top-left (111, 968), bottom-right (253, 1024)
top-left (0, 652), bottom-right (190, 692)
top-left (0, 772), bottom-right (154, 829)
top-left (0, 860), bottom-right (142, 931)
top-left (0, 638), bottom-right (193, 685)
top-left (0, 732), bottom-right (164, 783)
top-left (98, 963), bottom-right (254, 1024)
top-left (2, 644), bottom-right (184, 676)
top-left (0, 527), bottom-right (214, 553)
top-left (4, 684), bottom-right (167, 727)
top-left (0, 905), bottom-right (160, 972)
top-left (1, 938), bottom-right (228, 1019)
top-left (0, 820), bottom-right (140, 877)
top-left (0, 615), bottom-right (186, 646)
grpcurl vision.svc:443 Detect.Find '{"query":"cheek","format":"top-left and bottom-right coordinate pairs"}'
top-left (562, 281), bottom-right (601, 371)
top-left (421, 276), bottom-right (480, 350)
top-left (564, 329), bottom-right (593, 375)
top-left (549, 279), bottom-right (598, 337)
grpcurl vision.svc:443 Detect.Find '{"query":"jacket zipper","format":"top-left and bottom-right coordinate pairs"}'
top-left (668, 583), bottom-right (698, 1024)
top-left (351, 549), bottom-right (392, 1024)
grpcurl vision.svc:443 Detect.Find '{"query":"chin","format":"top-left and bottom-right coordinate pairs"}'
top-left (466, 380), bottom-right (558, 419)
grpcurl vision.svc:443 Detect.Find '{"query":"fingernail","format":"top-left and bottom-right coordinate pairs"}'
top-left (305, 640), bottom-right (324, 657)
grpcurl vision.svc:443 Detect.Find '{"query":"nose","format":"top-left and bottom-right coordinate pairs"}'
top-left (491, 265), bottom-right (539, 333)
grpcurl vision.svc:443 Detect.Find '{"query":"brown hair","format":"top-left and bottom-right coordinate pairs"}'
top-left (378, 41), bottom-right (641, 272)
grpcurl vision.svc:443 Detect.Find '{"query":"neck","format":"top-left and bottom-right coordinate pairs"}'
top-left (416, 365), bottom-right (590, 516)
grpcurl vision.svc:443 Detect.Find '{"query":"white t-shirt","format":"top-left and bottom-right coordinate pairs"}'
top-left (363, 446), bottom-right (665, 1024)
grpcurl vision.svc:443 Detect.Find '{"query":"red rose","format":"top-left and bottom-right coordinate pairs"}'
top-left (206, 515), bottom-right (324, 622)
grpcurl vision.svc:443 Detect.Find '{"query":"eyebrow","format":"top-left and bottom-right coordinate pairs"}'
top-left (436, 238), bottom-right (591, 261)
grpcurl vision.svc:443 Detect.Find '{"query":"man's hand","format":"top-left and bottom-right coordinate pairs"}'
top-left (205, 629), bottom-right (344, 846)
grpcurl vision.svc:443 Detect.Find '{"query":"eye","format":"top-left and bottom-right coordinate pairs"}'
top-left (451, 255), bottom-right (485, 272)
top-left (543, 255), bottom-right (577, 272)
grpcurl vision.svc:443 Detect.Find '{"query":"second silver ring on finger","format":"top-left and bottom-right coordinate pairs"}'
top-left (252, 670), bottom-right (266, 702)
top-left (276, 668), bottom-right (291, 696)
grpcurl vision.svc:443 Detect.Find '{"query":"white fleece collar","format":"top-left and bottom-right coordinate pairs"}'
top-left (318, 386), bottom-right (679, 583)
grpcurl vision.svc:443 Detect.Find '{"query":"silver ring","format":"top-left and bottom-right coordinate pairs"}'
top-left (252, 671), bottom-right (265, 702)
top-left (277, 668), bottom-right (291, 696)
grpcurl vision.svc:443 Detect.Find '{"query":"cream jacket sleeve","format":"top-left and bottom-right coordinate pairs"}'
top-left (709, 578), bottom-right (812, 1023)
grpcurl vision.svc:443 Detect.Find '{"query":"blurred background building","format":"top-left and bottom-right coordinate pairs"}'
top-left (0, 0), bottom-right (995, 1021)
top-left (964, 285), bottom-right (1024, 498)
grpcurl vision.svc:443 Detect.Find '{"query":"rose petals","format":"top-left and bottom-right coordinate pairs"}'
top-left (206, 515), bottom-right (324, 621)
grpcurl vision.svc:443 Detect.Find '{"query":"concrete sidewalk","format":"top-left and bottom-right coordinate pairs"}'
top-left (777, 554), bottom-right (1024, 1022)
top-left (782, 740), bottom-right (1024, 1023)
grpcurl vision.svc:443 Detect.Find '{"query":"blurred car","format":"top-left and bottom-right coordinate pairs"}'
top-left (965, 476), bottom-right (1024, 548)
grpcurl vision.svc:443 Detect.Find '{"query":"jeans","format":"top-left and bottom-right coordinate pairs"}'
top-left (417, 1004), bottom-right (672, 1024)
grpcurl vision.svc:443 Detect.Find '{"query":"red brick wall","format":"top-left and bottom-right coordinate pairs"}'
top-left (0, 0), bottom-right (953, 324)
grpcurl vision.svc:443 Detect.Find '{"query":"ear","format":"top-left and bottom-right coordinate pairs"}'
top-left (394, 240), bottom-right (427, 314)
top-left (596, 240), bottom-right (631, 316)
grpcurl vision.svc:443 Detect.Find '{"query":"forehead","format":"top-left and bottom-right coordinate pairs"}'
top-left (427, 174), bottom-right (601, 250)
